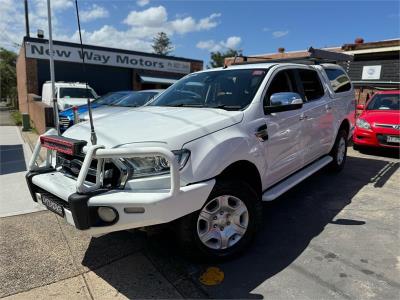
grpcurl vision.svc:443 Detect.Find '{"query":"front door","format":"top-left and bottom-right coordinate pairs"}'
top-left (261, 68), bottom-right (306, 188)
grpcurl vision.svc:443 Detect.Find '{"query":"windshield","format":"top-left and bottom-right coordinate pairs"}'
top-left (94, 92), bottom-right (131, 105)
top-left (59, 87), bottom-right (95, 99)
top-left (150, 69), bottom-right (268, 110)
top-left (367, 94), bottom-right (400, 110)
top-left (113, 91), bottom-right (159, 107)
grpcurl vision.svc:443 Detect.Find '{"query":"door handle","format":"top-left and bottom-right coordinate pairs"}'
top-left (326, 105), bottom-right (332, 111)
top-left (255, 124), bottom-right (268, 141)
top-left (299, 115), bottom-right (309, 121)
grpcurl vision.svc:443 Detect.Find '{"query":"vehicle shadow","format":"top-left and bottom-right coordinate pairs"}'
top-left (81, 155), bottom-right (398, 299)
top-left (356, 146), bottom-right (400, 160)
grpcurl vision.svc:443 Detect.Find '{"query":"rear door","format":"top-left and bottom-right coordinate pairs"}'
top-left (295, 68), bottom-right (332, 164)
top-left (261, 68), bottom-right (307, 187)
top-left (322, 65), bottom-right (355, 143)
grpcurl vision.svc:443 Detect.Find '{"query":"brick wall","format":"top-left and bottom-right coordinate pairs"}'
top-left (190, 61), bottom-right (203, 72)
top-left (26, 58), bottom-right (38, 94)
top-left (27, 94), bottom-right (54, 134)
top-left (16, 45), bottom-right (38, 114)
top-left (16, 47), bottom-right (28, 113)
top-left (355, 87), bottom-right (377, 105)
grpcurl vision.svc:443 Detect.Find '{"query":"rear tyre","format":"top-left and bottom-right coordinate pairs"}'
top-left (329, 129), bottom-right (348, 172)
top-left (177, 180), bottom-right (262, 261)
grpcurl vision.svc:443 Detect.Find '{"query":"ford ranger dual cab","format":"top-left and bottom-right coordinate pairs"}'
top-left (26, 63), bottom-right (355, 260)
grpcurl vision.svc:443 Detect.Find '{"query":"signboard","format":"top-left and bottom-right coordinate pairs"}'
top-left (25, 41), bottom-right (191, 74)
top-left (362, 65), bottom-right (382, 80)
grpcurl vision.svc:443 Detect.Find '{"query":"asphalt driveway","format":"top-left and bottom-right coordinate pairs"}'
top-left (0, 146), bottom-right (399, 299)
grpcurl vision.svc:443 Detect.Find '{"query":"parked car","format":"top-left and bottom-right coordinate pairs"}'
top-left (41, 82), bottom-right (98, 111)
top-left (78, 89), bottom-right (163, 122)
top-left (59, 91), bottom-right (135, 132)
top-left (27, 63), bottom-right (355, 260)
top-left (353, 90), bottom-right (400, 149)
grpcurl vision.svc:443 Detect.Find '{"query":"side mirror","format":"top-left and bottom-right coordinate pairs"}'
top-left (356, 104), bottom-right (364, 110)
top-left (265, 92), bottom-right (304, 113)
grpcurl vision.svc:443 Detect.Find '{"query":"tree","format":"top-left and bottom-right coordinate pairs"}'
top-left (0, 48), bottom-right (18, 107)
top-left (152, 32), bottom-right (174, 56)
top-left (209, 49), bottom-right (242, 68)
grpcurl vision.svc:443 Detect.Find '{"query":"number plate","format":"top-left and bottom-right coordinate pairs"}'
top-left (387, 136), bottom-right (400, 143)
top-left (41, 195), bottom-right (64, 217)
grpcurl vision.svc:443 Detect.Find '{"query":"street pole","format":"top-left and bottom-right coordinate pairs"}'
top-left (47, 0), bottom-right (59, 134)
top-left (24, 0), bottom-right (30, 37)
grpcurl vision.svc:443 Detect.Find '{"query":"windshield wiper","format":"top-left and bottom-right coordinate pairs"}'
top-left (209, 104), bottom-right (242, 110)
top-left (165, 103), bottom-right (205, 107)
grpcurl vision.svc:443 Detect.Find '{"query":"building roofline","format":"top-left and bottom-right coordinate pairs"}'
top-left (342, 38), bottom-right (400, 51)
top-left (22, 36), bottom-right (203, 63)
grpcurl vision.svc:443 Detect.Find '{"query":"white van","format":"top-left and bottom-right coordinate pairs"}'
top-left (41, 82), bottom-right (98, 111)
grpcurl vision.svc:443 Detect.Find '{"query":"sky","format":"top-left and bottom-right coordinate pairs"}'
top-left (0, 0), bottom-right (399, 65)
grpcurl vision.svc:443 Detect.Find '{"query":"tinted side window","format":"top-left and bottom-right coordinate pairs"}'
top-left (298, 69), bottom-right (324, 101)
top-left (264, 70), bottom-right (298, 107)
top-left (324, 68), bottom-right (351, 93)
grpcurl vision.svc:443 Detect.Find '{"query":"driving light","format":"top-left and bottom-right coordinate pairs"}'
top-left (97, 207), bottom-right (117, 223)
top-left (356, 118), bottom-right (371, 130)
top-left (123, 149), bottom-right (190, 179)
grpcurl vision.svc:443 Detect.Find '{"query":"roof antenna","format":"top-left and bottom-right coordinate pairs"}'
top-left (74, 0), bottom-right (97, 145)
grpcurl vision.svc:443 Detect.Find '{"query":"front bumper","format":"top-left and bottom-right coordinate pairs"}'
top-left (353, 126), bottom-right (400, 148)
top-left (27, 130), bottom-right (215, 235)
top-left (27, 170), bottom-right (215, 235)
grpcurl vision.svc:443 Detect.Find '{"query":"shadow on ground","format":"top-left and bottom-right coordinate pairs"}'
top-left (81, 153), bottom-right (398, 299)
top-left (354, 145), bottom-right (400, 160)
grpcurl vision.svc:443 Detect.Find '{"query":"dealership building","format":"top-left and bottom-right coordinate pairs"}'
top-left (16, 36), bottom-right (203, 133)
top-left (225, 38), bottom-right (400, 104)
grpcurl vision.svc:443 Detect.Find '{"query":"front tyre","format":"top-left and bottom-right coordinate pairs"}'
top-left (329, 129), bottom-right (348, 172)
top-left (177, 180), bottom-right (262, 261)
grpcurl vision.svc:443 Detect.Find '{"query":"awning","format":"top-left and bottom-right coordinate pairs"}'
top-left (139, 75), bottom-right (178, 85)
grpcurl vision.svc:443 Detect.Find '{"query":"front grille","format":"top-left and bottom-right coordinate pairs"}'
top-left (376, 134), bottom-right (400, 146)
top-left (375, 123), bottom-right (400, 130)
top-left (59, 116), bottom-right (72, 128)
top-left (56, 153), bottom-right (122, 188)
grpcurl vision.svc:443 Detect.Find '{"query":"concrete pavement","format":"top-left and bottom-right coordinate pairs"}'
top-left (0, 125), bottom-right (44, 217)
top-left (0, 104), bottom-right (14, 126)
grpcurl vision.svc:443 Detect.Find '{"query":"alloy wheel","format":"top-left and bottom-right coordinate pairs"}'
top-left (196, 195), bottom-right (249, 250)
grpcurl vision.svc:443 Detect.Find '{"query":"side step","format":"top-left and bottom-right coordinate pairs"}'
top-left (262, 156), bottom-right (333, 202)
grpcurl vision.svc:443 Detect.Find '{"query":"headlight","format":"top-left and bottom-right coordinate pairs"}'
top-left (356, 118), bottom-right (371, 130)
top-left (63, 104), bottom-right (72, 109)
top-left (123, 149), bottom-right (190, 179)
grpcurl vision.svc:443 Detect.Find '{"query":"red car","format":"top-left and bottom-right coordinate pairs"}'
top-left (353, 90), bottom-right (400, 149)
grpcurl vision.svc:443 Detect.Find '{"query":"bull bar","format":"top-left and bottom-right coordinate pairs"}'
top-left (27, 129), bottom-right (215, 235)
top-left (29, 129), bottom-right (180, 196)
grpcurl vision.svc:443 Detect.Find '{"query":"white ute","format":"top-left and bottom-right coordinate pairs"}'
top-left (27, 61), bottom-right (355, 259)
top-left (41, 81), bottom-right (98, 111)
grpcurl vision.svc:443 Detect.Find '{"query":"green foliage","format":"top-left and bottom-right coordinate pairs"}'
top-left (0, 48), bottom-right (18, 107)
top-left (152, 32), bottom-right (174, 56)
top-left (208, 49), bottom-right (242, 68)
top-left (11, 111), bottom-right (22, 126)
